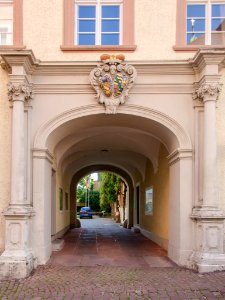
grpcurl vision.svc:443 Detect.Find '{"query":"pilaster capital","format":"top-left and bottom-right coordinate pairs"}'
top-left (193, 82), bottom-right (222, 102)
top-left (7, 82), bottom-right (33, 102)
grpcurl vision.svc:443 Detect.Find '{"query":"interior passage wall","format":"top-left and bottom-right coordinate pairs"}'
top-left (140, 145), bottom-right (169, 248)
top-left (0, 68), bottom-right (11, 252)
top-left (55, 165), bottom-right (71, 235)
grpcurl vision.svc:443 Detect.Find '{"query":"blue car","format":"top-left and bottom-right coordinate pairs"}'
top-left (79, 207), bottom-right (93, 219)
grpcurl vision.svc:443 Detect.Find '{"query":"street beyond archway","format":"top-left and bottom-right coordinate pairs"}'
top-left (1, 218), bottom-right (225, 299)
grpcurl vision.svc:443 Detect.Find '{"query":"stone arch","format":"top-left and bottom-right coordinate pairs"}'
top-left (70, 164), bottom-right (134, 229)
top-left (32, 104), bottom-right (193, 268)
top-left (34, 104), bottom-right (192, 151)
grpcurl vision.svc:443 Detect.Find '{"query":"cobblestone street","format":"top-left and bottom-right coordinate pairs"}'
top-left (1, 218), bottom-right (225, 299)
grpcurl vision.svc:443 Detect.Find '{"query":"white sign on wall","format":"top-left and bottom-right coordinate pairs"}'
top-left (145, 187), bottom-right (153, 215)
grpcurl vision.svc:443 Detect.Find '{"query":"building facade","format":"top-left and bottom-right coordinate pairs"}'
top-left (1, 0), bottom-right (225, 278)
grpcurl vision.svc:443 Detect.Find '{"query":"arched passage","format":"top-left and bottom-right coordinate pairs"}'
top-left (32, 104), bottom-right (193, 267)
top-left (70, 164), bottom-right (134, 230)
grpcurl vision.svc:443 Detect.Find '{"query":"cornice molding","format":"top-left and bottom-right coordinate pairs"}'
top-left (33, 83), bottom-right (193, 95)
top-left (189, 48), bottom-right (225, 74)
top-left (0, 50), bottom-right (194, 76)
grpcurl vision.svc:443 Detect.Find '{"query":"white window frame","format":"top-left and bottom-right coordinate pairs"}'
top-left (75, 0), bottom-right (123, 46)
top-left (0, 0), bottom-right (13, 46)
top-left (187, 0), bottom-right (225, 45)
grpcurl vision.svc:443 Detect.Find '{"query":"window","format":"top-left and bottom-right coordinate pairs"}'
top-left (76, 3), bottom-right (121, 46)
top-left (0, 1), bottom-right (13, 45)
top-left (62, 0), bottom-right (135, 51)
top-left (59, 188), bottom-right (63, 211)
top-left (175, 0), bottom-right (225, 50)
top-left (0, 0), bottom-right (23, 48)
top-left (187, 2), bottom-right (225, 45)
top-left (65, 192), bottom-right (69, 210)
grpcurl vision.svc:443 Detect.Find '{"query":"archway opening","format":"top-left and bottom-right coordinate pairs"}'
top-left (33, 108), bottom-right (192, 267)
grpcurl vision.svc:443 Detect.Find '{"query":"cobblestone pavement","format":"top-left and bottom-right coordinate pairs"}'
top-left (1, 218), bottom-right (225, 299)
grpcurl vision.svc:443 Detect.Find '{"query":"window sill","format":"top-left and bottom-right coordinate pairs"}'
top-left (0, 45), bottom-right (26, 50)
top-left (173, 45), bottom-right (225, 52)
top-left (60, 45), bottom-right (137, 52)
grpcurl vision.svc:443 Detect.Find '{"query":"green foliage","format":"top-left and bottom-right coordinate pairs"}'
top-left (100, 172), bottom-right (122, 213)
top-left (89, 190), bottom-right (100, 211)
top-left (76, 177), bottom-right (86, 203)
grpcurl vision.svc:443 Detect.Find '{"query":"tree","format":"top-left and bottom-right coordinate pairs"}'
top-left (100, 172), bottom-right (122, 213)
top-left (76, 177), bottom-right (86, 203)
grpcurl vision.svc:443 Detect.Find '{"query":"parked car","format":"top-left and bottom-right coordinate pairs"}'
top-left (79, 207), bottom-right (93, 219)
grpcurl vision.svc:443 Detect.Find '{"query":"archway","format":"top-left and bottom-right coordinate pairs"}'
top-left (32, 105), bottom-right (193, 267)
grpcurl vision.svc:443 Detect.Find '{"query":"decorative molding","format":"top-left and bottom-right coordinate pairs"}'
top-left (193, 82), bottom-right (222, 102)
top-left (33, 83), bottom-right (193, 95)
top-left (32, 148), bottom-right (54, 164)
top-left (167, 148), bottom-right (193, 166)
top-left (8, 83), bottom-right (33, 102)
top-left (90, 54), bottom-right (137, 114)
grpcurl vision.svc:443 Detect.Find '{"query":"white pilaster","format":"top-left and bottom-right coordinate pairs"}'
top-left (191, 81), bottom-right (225, 272)
top-left (167, 149), bottom-right (193, 266)
top-left (0, 81), bottom-right (36, 279)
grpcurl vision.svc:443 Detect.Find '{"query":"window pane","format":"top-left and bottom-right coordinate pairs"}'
top-left (0, 4), bottom-right (13, 45)
top-left (212, 19), bottom-right (225, 31)
top-left (212, 4), bottom-right (225, 17)
top-left (102, 20), bottom-right (119, 32)
top-left (211, 32), bottom-right (225, 44)
top-left (78, 6), bottom-right (96, 18)
top-left (102, 34), bottom-right (119, 45)
top-left (187, 32), bottom-right (205, 44)
top-left (78, 34), bottom-right (95, 45)
top-left (187, 5), bottom-right (205, 18)
top-left (187, 19), bottom-right (205, 32)
top-left (79, 20), bottom-right (95, 32)
top-left (102, 6), bottom-right (119, 18)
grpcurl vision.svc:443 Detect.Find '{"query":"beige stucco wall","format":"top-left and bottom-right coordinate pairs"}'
top-left (0, 67), bottom-right (11, 252)
top-left (140, 145), bottom-right (169, 242)
top-left (23, 0), bottom-right (192, 61)
top-left (55, 167), bottom-right (70, 234)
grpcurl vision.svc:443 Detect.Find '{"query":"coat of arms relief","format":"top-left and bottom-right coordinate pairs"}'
top-left (90, 54), bottom-right (137, 114)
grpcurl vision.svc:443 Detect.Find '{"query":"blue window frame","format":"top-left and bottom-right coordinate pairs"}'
top-left (75, 1), bottom-right (121, 46)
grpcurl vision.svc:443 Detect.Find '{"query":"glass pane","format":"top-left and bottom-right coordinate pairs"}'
top-left (102, 34), bottom-right (119, 45)
top-left (78, 34), bottom-right (95, 45)
top-left (212, 19), bottom-right (225, 31)
top-left (0, 32), bottom-right (12, 45)
top-left (187, 19), bottom-right (205, 32)
top-left (0, 5), bottom-right (13, 20)
top-left (102, 20), bottom-right (119, 32)
top-left (79, 20), bottom-right (95, 32)
top-left (187, 32), bottom-right (205, 44)
top-left (211, 32), bottom-right (225, 45)
top-left (187, 5), bottom-right (205, 18)
top-left (102, 6), bottom-right (119, 18)
top-left (212, 4), bottom-right (225, 17)
top-left (78, 6), bottom-right (96, 18)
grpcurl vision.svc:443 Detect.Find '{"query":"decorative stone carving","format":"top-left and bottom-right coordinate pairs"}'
top-left (8, 83), bottom-right (33, 102)
top-left (90, 54), bottom-right (137, 114)
top-left (193, 82), bottom-right (222, 101)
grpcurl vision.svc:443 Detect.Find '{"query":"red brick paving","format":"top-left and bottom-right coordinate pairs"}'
top-left (1, 218), bottom-right (225, 299)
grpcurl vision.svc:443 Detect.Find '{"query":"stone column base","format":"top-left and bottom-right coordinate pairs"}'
top-left (0, 252), bottom-right (36, 279)
top-left (190, 206), bottom-right (225, 273)
top-left (190, 251), bottom-right (225, 273)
